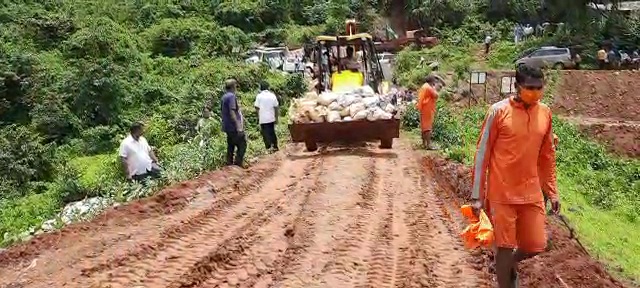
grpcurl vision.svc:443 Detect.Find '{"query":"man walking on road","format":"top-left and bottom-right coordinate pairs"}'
top-left (119, 122), bottom-right (162, 182)
top-left (254, 81), bottom-right (279, 152)
top-left (221, 79), bottom-right (247, 168)
top-left (470, 64), bottom-right (561, 288)
top-left (417, 75), bottom-right (445, 150)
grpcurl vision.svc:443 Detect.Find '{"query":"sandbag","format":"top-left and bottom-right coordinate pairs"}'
top-left (339, 106), bottom-right (350, 117)
top-left (318, 92), bottom-right (338, 106)
top-left (307, 106), bottom-right (327, 122)
top-left (363, 96), bottom-right (379, 108)
top-left (353, 110), bottom-right (368, 120)
top-left (384, 103), bottom-right (396, 114)
top-left (343, 116), bottom-right (353, 121)
top-left (367, 107), bottom-right (393, 121)
top-left (304, 91), bottom-right (319, 100)
top-left (349, 102), bottom-right (366, 118)
top-left (328, 102), bottom-right (342, 111)
top-left (360, 85), bottom-right (375, 96)
top-left (327, 111), bottom-right (341, 122)
top-left (366, 108), bottom-right (377, 121)
top-left (338, 93), bottom-right (360, 107)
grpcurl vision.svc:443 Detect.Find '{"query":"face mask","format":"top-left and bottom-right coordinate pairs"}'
top-left (519, 88), bottom-right (543, 104)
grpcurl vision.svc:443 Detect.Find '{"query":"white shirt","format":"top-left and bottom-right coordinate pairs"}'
top-left (119, 135), bottom-right (153, 177)
top-left (254, 90), bottom-right (279, 124)
top-left (484, 36), bottom-right (492, 44)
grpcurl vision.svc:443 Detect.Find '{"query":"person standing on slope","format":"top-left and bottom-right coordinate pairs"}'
top-left (416, 75), bottom-right (445, 150)
top-left (470, 64), bottom-right (561, 288)
top-left (254, 81), bottom-right (280, 152)
top-left (221, 79), bottom-right (247, 168)
top-left (484, 34), bottom-right (493, 55)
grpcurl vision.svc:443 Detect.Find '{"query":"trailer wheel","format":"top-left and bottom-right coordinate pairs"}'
top-left (305, 141), bottom-right (318, 152)
top-left (380, 138), bottom-right (393, 149)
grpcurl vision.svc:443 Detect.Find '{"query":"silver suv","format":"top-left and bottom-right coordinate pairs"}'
top-left (515, 46), bottom-right (576, 69)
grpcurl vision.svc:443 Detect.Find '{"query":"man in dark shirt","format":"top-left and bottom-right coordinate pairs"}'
top-left (220, 79), bottom-right (247, 167)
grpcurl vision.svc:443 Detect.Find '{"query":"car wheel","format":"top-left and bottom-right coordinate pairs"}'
top-left (553, 63), bottom-right (564, 70)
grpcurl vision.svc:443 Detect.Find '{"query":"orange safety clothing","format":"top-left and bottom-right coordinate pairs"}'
top-left (416, 83), bottom-right (438, 131)
top-left (490, 201), bottom-right (547, 253)
top-left (471, 96), bottom-right (558, 204)
top-left (460, 205), bottom-right (494, 249)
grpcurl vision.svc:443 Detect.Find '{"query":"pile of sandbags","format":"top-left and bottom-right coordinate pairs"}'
top-left (289, 86), bottom-right (401, 124)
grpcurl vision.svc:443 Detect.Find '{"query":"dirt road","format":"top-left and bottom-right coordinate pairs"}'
top-left (0, 141), bottom-right (492, 288)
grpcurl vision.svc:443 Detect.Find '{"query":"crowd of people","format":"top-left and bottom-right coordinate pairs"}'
top-left (118, 79), bottom-right (281, 183)
top-left (597, 44), bottom-right (640, 70)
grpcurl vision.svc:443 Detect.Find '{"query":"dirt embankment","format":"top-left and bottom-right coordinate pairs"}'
top-left (0, 142), bottom-right (493, 288)
top-left (555, 70), bottom-right (640, 121)
top-left (425, 155), bottom-right (628, 288)
top-left (555, 70), bottom-right (640, 158)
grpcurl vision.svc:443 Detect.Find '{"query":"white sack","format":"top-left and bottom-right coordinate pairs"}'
top-left (318, 92), bottom-right (339, 106)
top-left (339, 106), bottom-right (351, 117)
top-left (349, 102), bottom-right (366, 118)
top-left (327, 111), bottom-right (341, 122)
top-left (384, 103), bottom-right (396, 114)
top-left (353, 110), bottom-right (368, 120)
top-left (328, 102), bottom-right (342, 111)
top-left (363, 96), bottom-right (380, 108)
top-left (360, 85), bottom-right (375, 96)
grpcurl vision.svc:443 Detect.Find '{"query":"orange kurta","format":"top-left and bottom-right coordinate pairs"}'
top-left (470, 96), bottom-right (558, 204)
top-left (416, 83), bottom-right (438, 131)
top-left (470, 96), bottom-right (558, 252)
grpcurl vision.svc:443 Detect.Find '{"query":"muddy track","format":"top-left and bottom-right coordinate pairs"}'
top-left (2, 141), bottom-right (490, 288)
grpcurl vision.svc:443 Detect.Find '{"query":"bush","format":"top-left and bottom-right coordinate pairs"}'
top-left (0, 125), bottom-right (55, 198)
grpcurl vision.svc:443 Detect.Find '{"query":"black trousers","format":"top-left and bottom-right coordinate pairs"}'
top-left (131, 167), bottom-right (162, 183)
top-left (226, 131), bottom-right (247, 166)
top-left (260, 122), bottom-right (278, 150)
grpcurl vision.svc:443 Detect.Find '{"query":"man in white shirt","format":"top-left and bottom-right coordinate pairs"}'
top-left (119, 122), bottom-right (161, 182)
top-left (254, 81), bottom-right (280, 152)
top-left (484, 34), bottom-right (492, 55)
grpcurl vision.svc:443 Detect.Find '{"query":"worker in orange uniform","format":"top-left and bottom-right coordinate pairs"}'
top-left (470, 64), bottom-right (561, 288)
top-left (417, 75), bottom-right (445, 149)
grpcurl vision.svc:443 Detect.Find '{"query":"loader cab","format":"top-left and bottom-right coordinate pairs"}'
top-left (313, 33), bottom-right (386, 93)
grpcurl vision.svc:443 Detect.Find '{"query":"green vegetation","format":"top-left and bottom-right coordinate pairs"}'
top-left (0, 0), bottom-right (321, 246)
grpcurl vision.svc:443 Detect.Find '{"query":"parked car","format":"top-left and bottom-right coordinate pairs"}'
top-left (377, 52), bottom-right (396, 63)
top-left (245, 48), bottom-right (286, 70)
top-left (515, 46), bottom-right (576, 69)
top-left (282, 56), bottom-right (306, 73)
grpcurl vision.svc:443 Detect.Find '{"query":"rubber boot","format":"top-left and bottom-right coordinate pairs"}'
top-left (511, 268), bottom-right (519, 288)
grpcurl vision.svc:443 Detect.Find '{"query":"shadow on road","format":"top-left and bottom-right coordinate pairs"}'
top-left (287, 147), bottom-right (398, 160)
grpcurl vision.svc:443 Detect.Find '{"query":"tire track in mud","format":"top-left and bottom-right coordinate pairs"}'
top-left (77, 166), bottom-right (277, 279)
top-left (271, 151), bottom-right (379, 287)
top-left (361, 171), bottom-right (395, 288)
top-left (398, 159), bottom-right (485, 288)
top-left (317, 158), bottom-right (379, 287)
top-left (84, 158), bottom-right (320, 287)
top-left (179, 157), bottom-right (327, 287)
